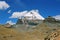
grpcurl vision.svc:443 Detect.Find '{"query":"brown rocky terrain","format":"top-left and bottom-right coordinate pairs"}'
top-left (0, 22), bottom-right (60, 40)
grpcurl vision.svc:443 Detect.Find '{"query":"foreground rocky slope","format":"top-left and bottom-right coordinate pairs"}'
top-left (0, 22), bottom-right (60, 40)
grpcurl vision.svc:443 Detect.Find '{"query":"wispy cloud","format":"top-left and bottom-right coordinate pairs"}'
top-left (53, 15), bottom-right (60, 20)
top-left (15, 0), bottom-right (26, 8)
top-left (8, 10), bottom-right (11, 13)
top-left (0, 1), bottom-right (10, 10)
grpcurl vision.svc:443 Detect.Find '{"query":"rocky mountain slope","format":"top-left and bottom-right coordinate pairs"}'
top-left (0, 21), bottom-right (60, 40)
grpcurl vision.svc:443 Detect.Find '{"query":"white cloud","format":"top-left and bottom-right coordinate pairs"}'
top-left (6, 20), bottom-right (15, 25)
top-left (10, 10), bottom-right (45, 20)
top-left (0, 1), bottom-right (10, 10)
top-left (53, 15), bottom-right (60, 20)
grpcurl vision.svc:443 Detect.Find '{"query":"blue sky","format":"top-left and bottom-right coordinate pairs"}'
top-left (0, 0), bottom-right (60, 24)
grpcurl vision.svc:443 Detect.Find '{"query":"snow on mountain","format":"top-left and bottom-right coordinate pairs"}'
top-left (6, 20), bottom-right (15, 25)
top-left (10, 11), bottom-right (28, 19)
top-left (24, 10), bottom-right (45, 20)
top-left (10, 10), bottom-right (45, 20)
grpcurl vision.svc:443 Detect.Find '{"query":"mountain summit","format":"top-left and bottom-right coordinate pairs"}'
top-left (10, 10), bottom-right (45, 20)
top-left (24, 10), bottom-right (45, 20)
